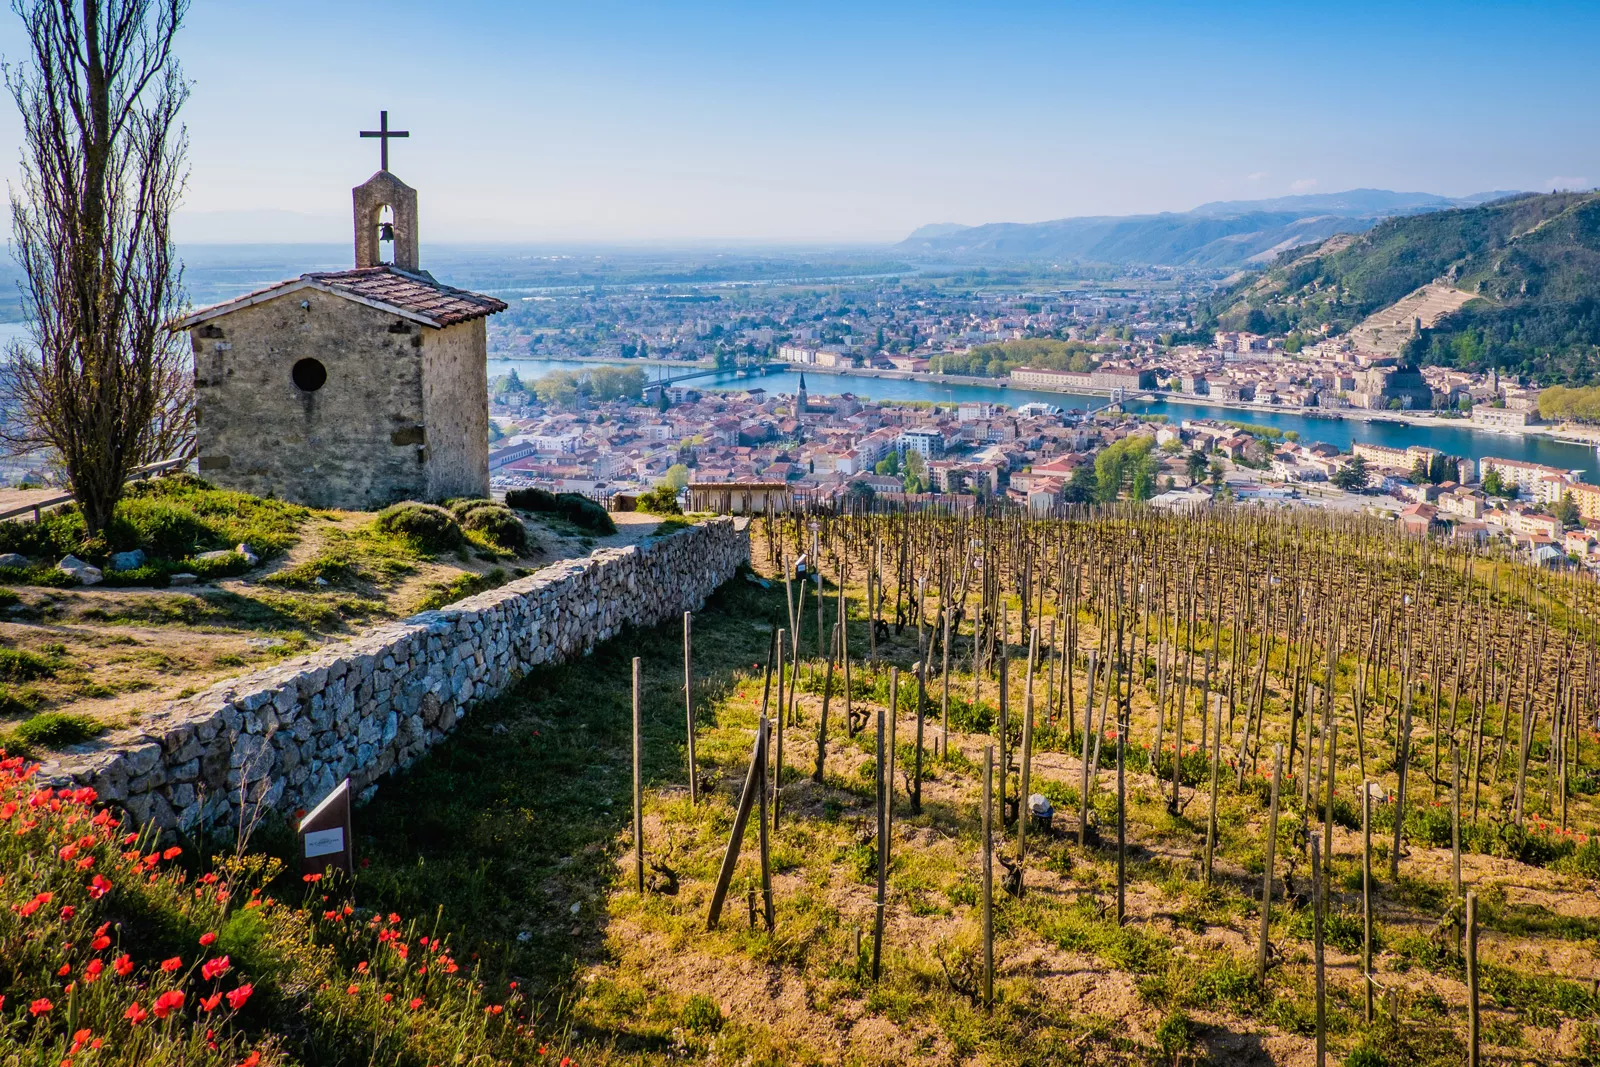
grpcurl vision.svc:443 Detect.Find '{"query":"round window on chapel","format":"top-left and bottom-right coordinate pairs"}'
top-left (292, 358), bottom-right (328, 393)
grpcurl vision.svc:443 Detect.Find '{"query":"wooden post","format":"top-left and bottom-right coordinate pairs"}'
top-left (941, 589), bottom-right (953, 758)
top-left (1116, 675), bottom-right (1127, 926)
top-left (757, 717), bottom-right (774, 931)
top-left (1259, 743), bottom-right (1282, 986)
top-left (1392, 697), bottom-right (1412, 880)
top-left (1080, 650), bottom-right (1098, 847)
top-left (913, 650), bottom-right (926, 816)
top-left (1467, 890), bottom-right (1480, 1067)
top-left (1451, 741), bottom-right (1463, 906)
top-left (1018, 626), bottom-right (1039, 882)
top-left (873, 702), bottom-right (888, 982)
top-left (633, 657), bottom-right (644, 895)
top-left (774, 630), bottom-right (786, 832)
top-left (1362, 778), bottom-right (1373, 1025)
top-left (1313, 836), bottom-right (1326, 1067)
top-left (982, 743), bottom-right (994, 1011)
top-left (707, 725), bottom-right (764, 929)
top-left (1322, 717), bottom-right (1337, 892)
top-left (815, 623), bottom-right (838, 784)
top-left (684, 612), bottom-right (697, 804)
top-left (1205, 691), bottom-right (1221, 884)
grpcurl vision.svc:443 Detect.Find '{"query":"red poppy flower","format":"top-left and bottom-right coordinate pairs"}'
top-left (113, 954), bottom-right (133, 977)
top-left (88, 875), bottom-right (112, 899)
top-left (201, 956), bottom-right (231, 981)
top-left (19, 891), bottom-right (52, 917)
top-left (409, 997), bottom-right (424, 1011)
top-left (226, 984), bottom-right (253, 1010)
top-left (124, 1002), bottom-right (148, 1026)
top-left (199, 932), bottom-right (217, 946)
top-left (346, 984), bottom-right (359, 996)
top-left (236, 1052), bottom-right (261, 1067)
top-left (29, 997), bottom-right (52, 1016)
top-left (152, 990), bottom-right (184, 1019)
top-left (200, 992), bottom-right (222, 1012)
top-left (162, 846), bottom-right (182, 860)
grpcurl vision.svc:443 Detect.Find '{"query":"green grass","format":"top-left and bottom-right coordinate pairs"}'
top-left (2, 709), bottom-right (103, 753)
top-left (0, 473), bottom-right (310, 570)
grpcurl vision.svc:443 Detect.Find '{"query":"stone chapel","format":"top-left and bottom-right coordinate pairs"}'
top-left (179, 115), bottom-right (506, 510)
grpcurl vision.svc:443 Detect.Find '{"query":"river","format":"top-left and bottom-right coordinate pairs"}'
top-left (490, 357), bottom-right (1600, 485)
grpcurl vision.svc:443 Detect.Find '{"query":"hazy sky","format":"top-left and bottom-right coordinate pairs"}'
top-left (0, 0), bottom-right (1595, 244)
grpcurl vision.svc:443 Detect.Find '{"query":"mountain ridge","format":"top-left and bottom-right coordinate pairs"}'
top-left (898, 188), bottom-right (1528, 268)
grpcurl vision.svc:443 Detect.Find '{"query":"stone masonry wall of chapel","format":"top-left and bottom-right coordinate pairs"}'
top-left (193, 289), bottom-right (430, 510)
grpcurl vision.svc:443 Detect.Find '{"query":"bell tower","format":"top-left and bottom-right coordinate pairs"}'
top-left (353, 111), bottom-right (419, 271)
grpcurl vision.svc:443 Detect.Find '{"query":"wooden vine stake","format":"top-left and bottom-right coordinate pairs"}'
top-left (1258, 743), bottom-right (1282, 986)
top-left (1017, 626), bottom-right (1039, 892)
top-left (982, 743), bottom-right (994, 1011)
top-left (1312, 836), bottom-right (1326, 1067)
top-left (1204, 691), bottom-right (1221, 884)
top-left (706, 639), bottom-right (777, 931)
top-left (1467, 890), bottom-right (1480, 1067)
top-left (773, 629), bottom-right (786, 831)
top-left (632, 656), bottom-right (644, 895)
top-left (814, 623), bottom-right (838, 784)
top-left (684, 612), bottom-right (697, 804)
top-left (1362, 778), bottom-right (1374, 1025)
top-left (1079, 650), bottom-right (1098, 847)
top-left (872, 700), bottom-right (889, 982)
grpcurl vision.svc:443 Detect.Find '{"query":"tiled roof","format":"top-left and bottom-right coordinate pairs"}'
top-left (305, 267), bottom-right (507, 327)
top-left (175, 265), bottom-right (506, 329)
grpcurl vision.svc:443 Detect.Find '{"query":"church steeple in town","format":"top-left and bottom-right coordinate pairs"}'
top-left (797, 373), bottom-right (808, 416)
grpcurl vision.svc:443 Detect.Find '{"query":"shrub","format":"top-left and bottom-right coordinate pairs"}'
top-left (445, 497), bottom-right (499, 519)
top-left (503, 487), bottom-right (558, 512)
top-left (0, 475), bottom-right (307, 569)
top-left (0, 508), bottom-right (86, 559)
top-left (504, 488), bottom-right (614, 534)
top-left (680, 994), bottom-right (723, 1033)
top-left (555, 493), bottom-right (615, 534)
top-left (10, 711), bottom-right (103, 749)
top-left (373, 502), bottom-right (464, 553)
top-left (106, 496), bottom-right (218, 559)
top-left (462, 505), bottom-right (530, 553)
top-left (636, 485), bottom-right (682, 515)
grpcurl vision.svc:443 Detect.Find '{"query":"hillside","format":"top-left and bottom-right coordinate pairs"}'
top-left (1210, 191), bottom-right (1600, 382)
top-left (5, 507), bottom-right (1600, 1066)
top-left (896, 189), bottom-right (1520, 269)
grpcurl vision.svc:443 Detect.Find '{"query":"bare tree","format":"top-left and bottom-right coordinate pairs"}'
top-left (4, 0), bottom-right (191, 536)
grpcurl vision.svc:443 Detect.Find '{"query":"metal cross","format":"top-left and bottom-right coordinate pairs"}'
top-left (359, 110), bottom-right (409, 171)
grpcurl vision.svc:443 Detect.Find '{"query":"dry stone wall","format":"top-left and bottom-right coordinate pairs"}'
top-left (39, 519), bottom-right (747, 833)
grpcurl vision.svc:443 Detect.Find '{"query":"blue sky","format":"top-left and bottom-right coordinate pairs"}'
top-left (0, 0), bottom-right (1595, 243)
